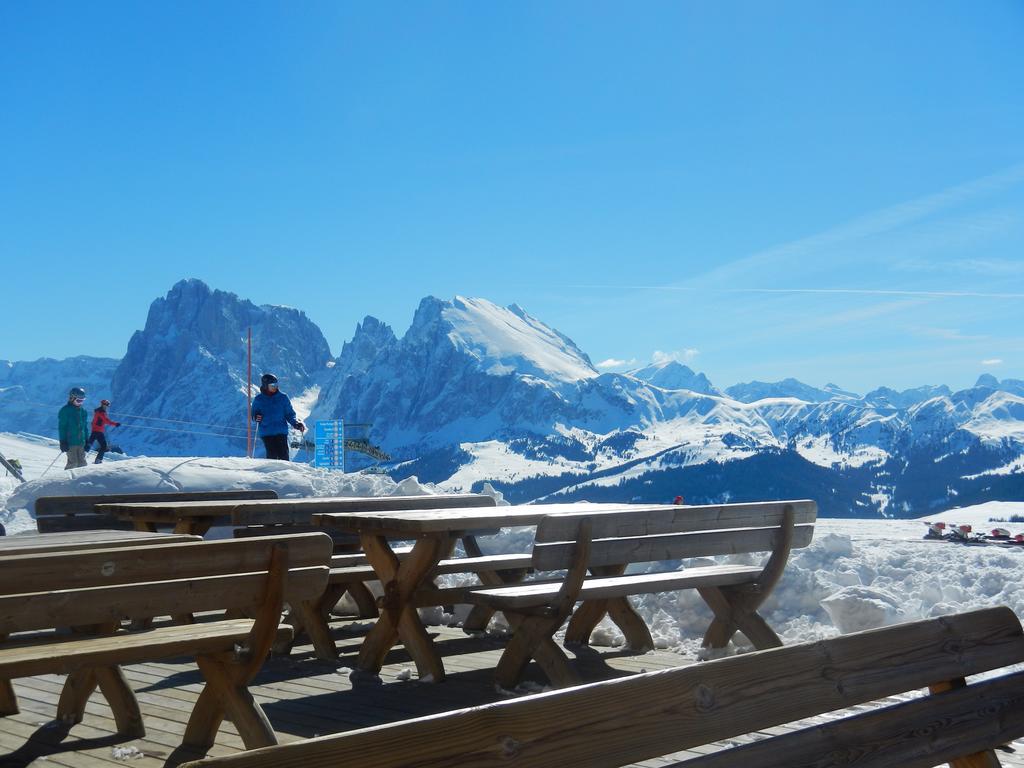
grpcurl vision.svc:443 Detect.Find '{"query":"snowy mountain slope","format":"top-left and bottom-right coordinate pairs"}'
top-left (443, 297), bottom-right (597, 384)
top-left (0, 356), bottom-right (119, 438)
top-left (2, 282), bottom-right (1022, 517)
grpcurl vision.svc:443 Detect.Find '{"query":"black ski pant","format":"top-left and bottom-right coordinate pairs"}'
top-left (86, 431), bottom-right (108, 463)
top-left (261, 433), bottom-right (291, 461)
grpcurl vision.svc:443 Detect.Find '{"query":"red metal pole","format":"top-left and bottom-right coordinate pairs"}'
top-left (247, 327), bottom-right (252, 457)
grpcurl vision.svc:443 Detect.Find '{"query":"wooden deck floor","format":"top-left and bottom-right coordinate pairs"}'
top-left (3, 616), bottom-right (1023, 768)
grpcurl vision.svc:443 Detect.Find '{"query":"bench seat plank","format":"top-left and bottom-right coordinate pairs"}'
top-left (0, 619), bottom-right (292, 678)
top-left (468, 564), bottom-right (765, 609)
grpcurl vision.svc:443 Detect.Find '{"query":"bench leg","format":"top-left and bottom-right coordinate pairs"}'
top-left (461, 568), bottom-right (530, 632)
top-left (0, 680), bottom-right (18, 716)
top-left (563, 565), bottom-right (655, 652)
top-left (57, 668), bottom-right (98, 725)
top-left (95, 666), bottom-right (145, 738)
top-left (495, 613), bottom-right (578, 689)
top-left (186, 654), bottom-right (277, 750)
top-left (606, 597), bottom-right (655, 651)
top-left (698, 586), bottom-right (782, 650)
top-left (343, 582), bottom-right (380, 619)
top-left (290, 599), bottom-right (338, 661)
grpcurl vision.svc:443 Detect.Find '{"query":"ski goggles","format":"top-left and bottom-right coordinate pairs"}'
top-left (266, 382), bottom-right (278, 389)
top-left (72, 397), bottom-right (85, 404)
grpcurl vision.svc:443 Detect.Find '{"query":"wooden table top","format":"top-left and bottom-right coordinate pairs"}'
top-left (312, 502), bottom-right (679, 536)
top-left (98, 493), bottom-right (498, 525)
top-left (0, 530), bottom-right (201, 556)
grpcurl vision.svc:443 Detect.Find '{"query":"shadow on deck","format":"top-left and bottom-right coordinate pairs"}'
top-left (0, 618), bottom-right (685, 768)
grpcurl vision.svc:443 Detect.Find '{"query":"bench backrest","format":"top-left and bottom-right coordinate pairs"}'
top-left (532, 499), bottom-right (816, 570)
top-left (34, 489), bottom-right (280, 532)
top-left (178, 607), bottom-right (1024, 768)
top-left (0, 532), bottom-right (332, 634)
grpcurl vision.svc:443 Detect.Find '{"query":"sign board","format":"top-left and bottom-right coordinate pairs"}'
top-left (314, 420), bottom-right (345, 471)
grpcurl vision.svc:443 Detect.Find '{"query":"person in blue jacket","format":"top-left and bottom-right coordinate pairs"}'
top-left (251, 373), bottom-right (306, 460)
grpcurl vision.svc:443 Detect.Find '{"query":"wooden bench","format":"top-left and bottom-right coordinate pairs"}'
top-left (0, 532), bottom-right (331, 750)
top-left (34, 489), bottom-right (279, 532)
top-left (466, 499), bottom-right (816, 687)
top-left (178, 606), bottom-right (1024, 768)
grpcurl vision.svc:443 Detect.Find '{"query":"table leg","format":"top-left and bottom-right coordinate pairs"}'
top-left (357, 533), bottom-right (451, 681)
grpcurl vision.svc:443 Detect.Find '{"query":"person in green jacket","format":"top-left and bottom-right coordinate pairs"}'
top-left (58, 386), bottom-right (90, 469)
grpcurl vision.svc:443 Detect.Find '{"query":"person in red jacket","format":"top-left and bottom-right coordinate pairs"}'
top-left (85, 399), bottom-right (121, 464)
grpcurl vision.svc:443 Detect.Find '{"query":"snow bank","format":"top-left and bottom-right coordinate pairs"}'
top-left (440, 504), bottom-right (1024, 659)
top-left (0, 438), bottom-right (450, 534)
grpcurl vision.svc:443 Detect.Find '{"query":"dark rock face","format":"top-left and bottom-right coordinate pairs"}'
top-left (110, 279), bottom-right (332, 456)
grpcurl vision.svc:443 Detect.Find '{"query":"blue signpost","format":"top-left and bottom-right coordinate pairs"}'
top-left (314, 420), bottom-right (345, 471)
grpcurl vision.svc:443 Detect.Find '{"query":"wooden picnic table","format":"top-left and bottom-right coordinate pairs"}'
top-left (98, 493), bottom-right (497, 536)
top-left (311, 502), bottom-right (678, 682)
top-left (0, 529), bottom-right (201, 556)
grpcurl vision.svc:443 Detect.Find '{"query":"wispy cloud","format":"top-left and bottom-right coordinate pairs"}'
top-left (653, 349), bottom-right (699, 364)
top-left (596, 357), bottom-right (637, 369)
top-left (691, 162), bottom-right (1024, 286)
top-left (982, 358), bottom-right (1004, 366)
top-left (912, 327), bottom-right (989, 342)
top-left (894, 255), bottom-right (1024, 277)
top-left (570, 285), bottom-right (1024, 299)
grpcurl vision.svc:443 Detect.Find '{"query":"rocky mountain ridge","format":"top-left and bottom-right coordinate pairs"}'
top-left (2, 279), bottom-right (1021, 517)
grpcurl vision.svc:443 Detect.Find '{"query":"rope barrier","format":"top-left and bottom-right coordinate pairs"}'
top-left (11, 399), bottom-right (251, 434)
top-left (10, 399), bottom-right (268, 442)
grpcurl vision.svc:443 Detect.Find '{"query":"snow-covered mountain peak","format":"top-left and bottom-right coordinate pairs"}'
top-left (433, 296), bottom-right (597, 383)
top-left (823, 383), bottom-right (860, 400)
top-left (627, 360), bottom-right (720, 395)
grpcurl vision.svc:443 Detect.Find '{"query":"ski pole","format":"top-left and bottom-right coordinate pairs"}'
top-left (40, 450), bottom-right (64, 478)
top-left (251, 420), bottom-right (260, 458)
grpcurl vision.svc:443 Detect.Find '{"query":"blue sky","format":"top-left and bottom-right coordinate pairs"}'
top-left (2, 1), bottom-right (1022, 393)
